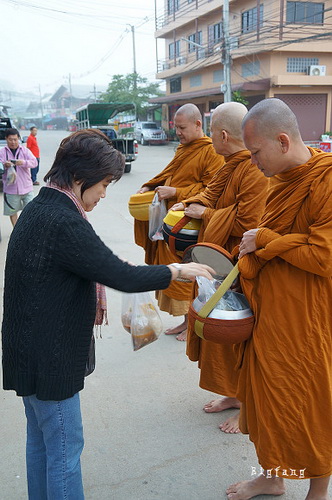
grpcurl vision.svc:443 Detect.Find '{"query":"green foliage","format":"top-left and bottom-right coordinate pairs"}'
top-left (101, 73), bottom-right (163, 120)
top-left (231, 91), bottom-right (249, 106)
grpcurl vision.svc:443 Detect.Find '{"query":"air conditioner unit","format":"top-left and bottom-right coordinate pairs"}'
top-left (308, 65), bottom-right (326, 76)
top-left (177, 57), bottom-right (187, 65)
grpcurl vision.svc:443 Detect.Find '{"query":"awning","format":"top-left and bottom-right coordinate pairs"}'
top-left (149, 87), bottom-right (222, 104)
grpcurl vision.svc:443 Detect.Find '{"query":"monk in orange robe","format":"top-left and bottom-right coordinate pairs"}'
top-left (226, 98), bottom-right (332, 499)
top-left (135, 104), bottom-right (223, 338)
top-left (171, 102), bottom-right (268, 432)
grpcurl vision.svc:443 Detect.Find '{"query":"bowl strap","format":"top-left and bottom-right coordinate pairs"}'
top-left (168, 215), bottom-right (192, 254)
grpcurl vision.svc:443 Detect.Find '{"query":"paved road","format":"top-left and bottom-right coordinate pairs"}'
top-left (0, 131), bottom-right (324, 499)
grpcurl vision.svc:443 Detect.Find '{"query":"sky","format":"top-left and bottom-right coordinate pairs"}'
top-left (0, 0), bottom-right (165, 98)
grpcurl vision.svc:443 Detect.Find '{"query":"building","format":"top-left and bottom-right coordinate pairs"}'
top-left (152, 0), bottom-right (332, 140)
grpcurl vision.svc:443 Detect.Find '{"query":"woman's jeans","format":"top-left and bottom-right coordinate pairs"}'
top-left (22, 393), bottom-right (85, 500)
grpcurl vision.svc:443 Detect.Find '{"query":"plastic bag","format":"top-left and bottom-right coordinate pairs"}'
top-left (148, 192), bottom-right (166, 241)
top-left (121, 292), bottom-right (163, 351)
top-left (6, 165), bottom-right (17, 185)
top-left (193, 276), bottom-right (248, 313)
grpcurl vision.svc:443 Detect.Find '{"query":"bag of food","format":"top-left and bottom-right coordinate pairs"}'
top-left (148, 192), bottom-right (166, 241)
top-left (121, 292), bottom-right (163, 351)
top-left (6, 165), bottom-right (17, 185)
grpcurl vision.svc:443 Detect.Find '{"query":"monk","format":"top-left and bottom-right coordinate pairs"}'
top-left (226, 98), bottom-right (332, 499)
top-left (135, 104), bottom-right (223, 339)
top-left (171, 102), bottom-right (268, 432)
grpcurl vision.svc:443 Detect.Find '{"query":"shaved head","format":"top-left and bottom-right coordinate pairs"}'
top-left (212, 102), bottom-right (248, 141)
top-left (175, 103), bottom-right (202, 123)
top-left (242, 98), bottom-right (301, 140)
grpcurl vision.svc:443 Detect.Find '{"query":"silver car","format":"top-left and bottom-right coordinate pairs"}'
top-left (134, 122), bottom-right (167, 145)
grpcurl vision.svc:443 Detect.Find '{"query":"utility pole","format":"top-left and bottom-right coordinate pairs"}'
top-left (221, 0), bottom-right (232, 102)
top-left (68, 73), bottom-right (72, 112)
top-left (127, 24), bottom-right (137, 91)
top-left (38, 84), bottom-right (44, 126)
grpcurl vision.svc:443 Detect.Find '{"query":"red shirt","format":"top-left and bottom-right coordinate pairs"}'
top-left (26, 134), bottom-right (40, 158)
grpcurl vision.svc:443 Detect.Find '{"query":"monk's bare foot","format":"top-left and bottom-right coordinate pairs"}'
top-left (226, 474), bottom-right (285, 499)
top-left (164, 321), bottom-right (187, 335)
top-left (176, 329), bottom-right (187, 341)
top-left (204, 397), bottom-right (241, 413)
top-left (219, 412), bottom-right (240, 434)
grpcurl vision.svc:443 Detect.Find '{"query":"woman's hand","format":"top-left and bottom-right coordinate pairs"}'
top-left (239, 228), bottom-right (260, 258)
top-left (155, 186), bottom-right (176, 200)
top-left (136, 186), bottom-right (150, 194)
top-left (168, 263), bottom-right (215, 282)
top-left (169, 202), bottom-right (184, 211)
top-left (184, 203), bottom-right (206, 219)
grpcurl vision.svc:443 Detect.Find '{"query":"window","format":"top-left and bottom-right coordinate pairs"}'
top-left (213, 69), bottom-right (224, 82)
top-left (169, 40), bottom-right (181, 59)
top-left (286, 1), bottom-right (324, 23)
top-left (208, 22), bottom-right (223, 52)
top-left (241, 5), bottom-right (264, 33)
top-left (287, 57), bottom-right (319, 72)
top-left (242, 61), bottom-right (260, 77)
top-left (168, 0), bottom-right (179, 14)
top-left (190, 75), bottom-right (202, 87)
top-left (170, 77), bottom-right (182, 93)
top-left (188, 31), bottom-right (202, 53)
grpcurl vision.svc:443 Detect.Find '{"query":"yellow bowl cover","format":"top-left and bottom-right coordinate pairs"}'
top-left (163, 210), bottom-right (202, 231)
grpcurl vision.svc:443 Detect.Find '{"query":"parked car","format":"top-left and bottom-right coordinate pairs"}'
top-left (134, 122), bottom-right (167, 145)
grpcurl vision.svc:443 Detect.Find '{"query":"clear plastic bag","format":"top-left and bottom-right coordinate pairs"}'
top-left (193, 276), bottom-right (248, 313)
top-left (121, 292), bottom-right (163, 351)
top-left (6, 165), bottom-right (17, 185)
top-left (148, 192), bottom-right (166, 241)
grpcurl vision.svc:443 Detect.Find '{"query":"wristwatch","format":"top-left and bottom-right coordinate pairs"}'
top-left (170, 263), bottom-right (182, 280)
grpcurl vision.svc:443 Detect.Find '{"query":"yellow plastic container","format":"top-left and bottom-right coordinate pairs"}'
top-left (163, 211), bottom-right (202, 231)
top-left (128, 191), bottom-right (155, 221)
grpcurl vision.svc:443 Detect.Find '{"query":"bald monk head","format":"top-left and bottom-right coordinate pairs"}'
top-left (210, 102), bottom-right (248, 156)
top-left (242, 98), bottom-right (311, 177)
top-left (174, 103), bottom-right (204, 145)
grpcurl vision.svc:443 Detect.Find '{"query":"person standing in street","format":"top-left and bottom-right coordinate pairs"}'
top-left (0, 128), bottom-right (37, 226)
top-left (1, 129), bottom-right (215, 500)
top-left (26, 126), bottom-right (40, 185)
top-left (135, 103), bottom-right (224, 340)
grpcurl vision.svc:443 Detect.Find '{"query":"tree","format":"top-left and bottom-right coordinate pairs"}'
top-left (231, 91), bottom-right (249, 106)
top-left (101, 73), bottom-right (163, 120)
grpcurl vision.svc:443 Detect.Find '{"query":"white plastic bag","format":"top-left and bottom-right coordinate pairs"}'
top-left (193, 276), bottom-right (248, 313)
top-left (121, 292), bottom-right (163, 351)
top-left (6, 165), bottom-right (17, 185)
top-left (148, 192), bottom-right (166, 241)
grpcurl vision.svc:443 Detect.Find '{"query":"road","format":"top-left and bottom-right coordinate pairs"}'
top-left (0, 131), bottom-right (318, 499)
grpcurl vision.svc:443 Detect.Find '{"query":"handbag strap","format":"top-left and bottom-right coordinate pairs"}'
top-left (197, 263), bottom-right (239, 319)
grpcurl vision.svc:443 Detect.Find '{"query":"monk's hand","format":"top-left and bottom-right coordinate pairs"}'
top-left (136, 186), bottom-right (150, 194)
top-left (168, 263), bottom-right (215, 282)
top-left (155, 186), bottom-right (176, 200)
top-left (239, 228), bottom-right (260, 258)
top-left (184, 203), bottom-right (206, 219)
top-left (169, 202), bottom-right (184, 211)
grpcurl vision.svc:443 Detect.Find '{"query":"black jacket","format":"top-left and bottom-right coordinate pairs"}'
top-left (2, 188), bottom-right (171, 400)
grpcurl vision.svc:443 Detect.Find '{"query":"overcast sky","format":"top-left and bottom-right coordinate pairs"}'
top-left (0, 0), bottom-right (165, 96)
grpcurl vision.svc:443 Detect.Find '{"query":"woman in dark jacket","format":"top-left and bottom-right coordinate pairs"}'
top-left (1, 129), bottom-right (213, 500)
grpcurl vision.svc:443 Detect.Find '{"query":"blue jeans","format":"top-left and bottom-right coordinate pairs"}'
top-left (23, 393), bottom-right (85, 500)
top-left (31, 158), bottom-right (40, 182)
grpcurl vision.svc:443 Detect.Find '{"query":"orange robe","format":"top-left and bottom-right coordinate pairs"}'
top-left (185, 150), bottom-right (268, 396)
top-left (237, 148), bottom-right (332, 478)
top-left (134, 136), bottom-right (224, 314)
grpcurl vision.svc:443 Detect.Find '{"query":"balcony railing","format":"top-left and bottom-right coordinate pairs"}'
top-left (156, 0), bottom-right (218, 31)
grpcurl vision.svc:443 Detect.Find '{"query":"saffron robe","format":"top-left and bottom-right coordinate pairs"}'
top-left (237, 148), bottom-right (332, 478)
top-left (185, 151), bottom-right (268, 396)
top-left (134, 136), bottom-right (224, 311)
